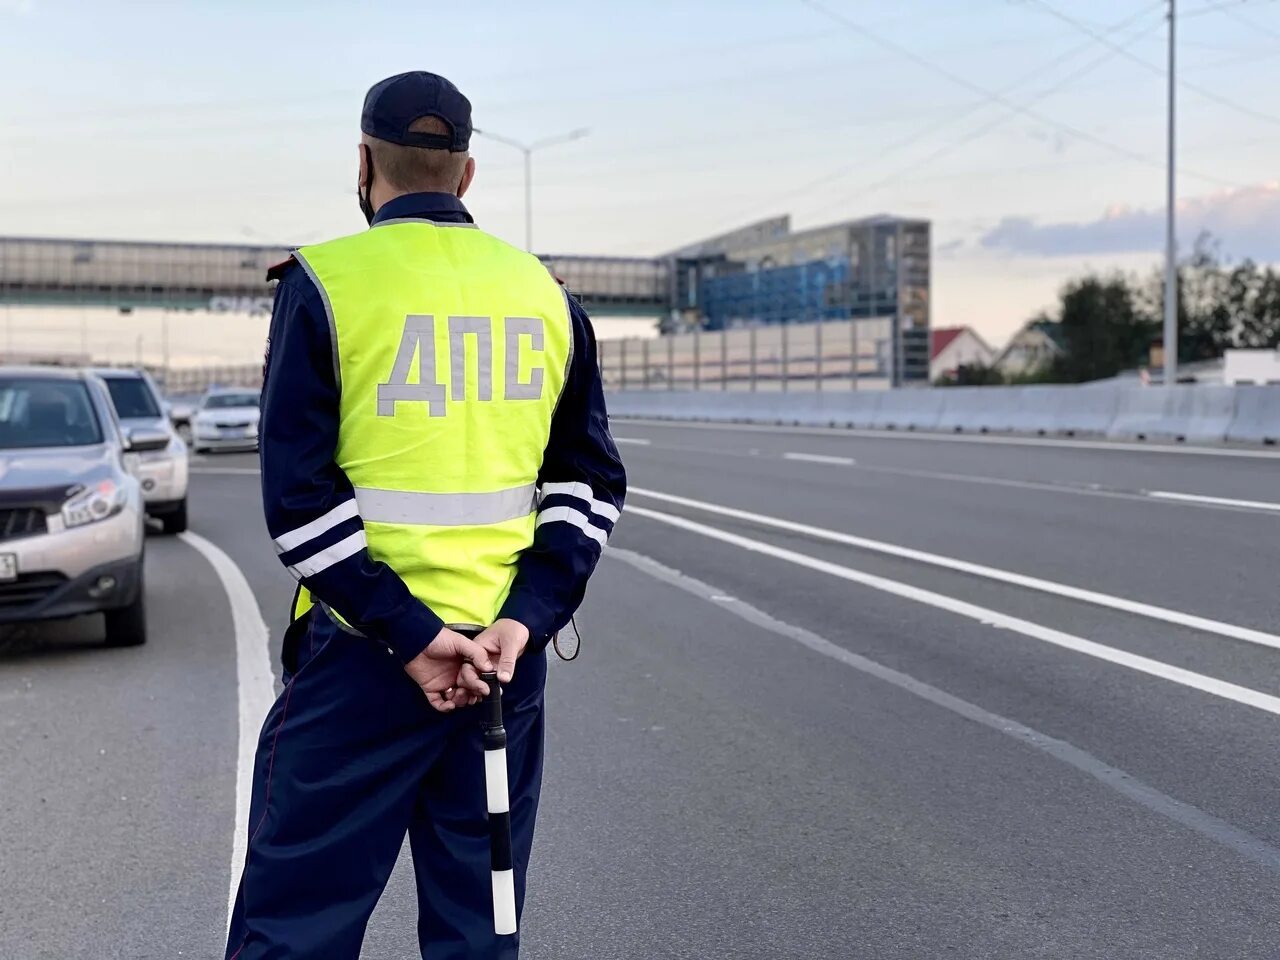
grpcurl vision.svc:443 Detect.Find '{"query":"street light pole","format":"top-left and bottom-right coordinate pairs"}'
top-left (524, 150), bottom-right (533, 254)
top-left (474, 127), bottom-right (590, 252)
top-left (1164, 0), bottom-right (1177, 387)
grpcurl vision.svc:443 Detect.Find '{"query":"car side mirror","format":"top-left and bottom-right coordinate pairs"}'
top-left (124, 427), bottom-right (170, 453)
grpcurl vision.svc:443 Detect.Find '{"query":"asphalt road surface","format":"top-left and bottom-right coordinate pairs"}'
top-left (3, 421), bottom-right (1280, 959)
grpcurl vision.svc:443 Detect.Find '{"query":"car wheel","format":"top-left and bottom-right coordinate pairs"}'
top-left (103, 566), bottom-right (147, 647)
top-left (161, 498), bottom-right (188, 535)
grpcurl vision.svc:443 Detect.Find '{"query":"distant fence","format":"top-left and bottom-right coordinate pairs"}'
top-left (606, 384), bottom-right (1280, 446)
top-left (599, 319), bottom-right (898, 392)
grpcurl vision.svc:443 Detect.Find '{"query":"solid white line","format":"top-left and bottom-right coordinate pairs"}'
top-left (615, 417), bottom-right (1280, 459)
top-left (783, 452), bottom-right (856, 465)
top-left (629, 486), bottom-right (1280, 653)
top-left (613, 437), bottom-right (651, 446)
top-left (1147, 490), bottom-right (1280, 512)
top-left (626, 505), bottom-right (1280, 717)
top-left (177, 531), bottom-right (276, 932)
top-left (606, 545), bottom-right (1280, 875)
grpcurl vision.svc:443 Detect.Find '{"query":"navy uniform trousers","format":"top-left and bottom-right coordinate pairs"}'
top-left (224, 608), bottom-right (547, 960)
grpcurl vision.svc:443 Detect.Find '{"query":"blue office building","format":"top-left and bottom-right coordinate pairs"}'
top-left (667, 214), bottom-right (931, 384)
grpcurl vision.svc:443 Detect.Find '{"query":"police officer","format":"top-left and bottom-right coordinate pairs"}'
top-left (224, 71), bottom-right (626, 960)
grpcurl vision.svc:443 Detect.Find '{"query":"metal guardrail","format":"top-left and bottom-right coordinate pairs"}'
top-left (605, 384), bottom-right (1280, 446)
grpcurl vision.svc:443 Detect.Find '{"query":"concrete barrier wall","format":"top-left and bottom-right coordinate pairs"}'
top-left (1107, 385), bottom-right (1237, 443)
top-left (1227, 386), bottom-right (1280, 444)
top-left (606, 384), bottom-right (1280, 447)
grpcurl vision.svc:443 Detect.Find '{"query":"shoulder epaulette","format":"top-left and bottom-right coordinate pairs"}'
top-left (266, 254), bottom-right (297, 282)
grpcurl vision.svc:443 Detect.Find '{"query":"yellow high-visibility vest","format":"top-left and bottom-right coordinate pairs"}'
top-left (290, 218), bottom-right (572, 630)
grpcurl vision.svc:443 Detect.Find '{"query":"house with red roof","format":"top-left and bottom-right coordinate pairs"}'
top-left (930, 326), bottom-right (995, 381)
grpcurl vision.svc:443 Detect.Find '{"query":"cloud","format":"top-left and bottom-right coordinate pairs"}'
top-left (0, 0), bottom-right (33, 13)
top-left (979, 182), bottom-right (1280, 261)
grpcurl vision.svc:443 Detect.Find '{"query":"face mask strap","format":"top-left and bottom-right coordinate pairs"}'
top-left (358, 143), bottom-right (377, 225)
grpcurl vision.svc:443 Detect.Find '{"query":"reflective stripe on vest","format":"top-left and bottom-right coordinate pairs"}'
top-left (290, 220), bottom-right (572, 629)
top-left (354, 483), bottom-right (538, 527)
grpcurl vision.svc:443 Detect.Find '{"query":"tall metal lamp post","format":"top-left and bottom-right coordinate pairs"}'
top-left (1163, 0), bottom-right (1177, 386)
top-left (473, 127), bottom-right (590, 252)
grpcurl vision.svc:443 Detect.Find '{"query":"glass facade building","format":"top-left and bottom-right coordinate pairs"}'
top-left (668, 214), bottom-right (931, 384)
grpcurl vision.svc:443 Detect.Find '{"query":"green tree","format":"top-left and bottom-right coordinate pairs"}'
top-left (1176, 238), bottom-right (1236, 362)
top-left (934, 362), bottom-right (1005, 387)
top-left (1237, 267), bottom-right (1280, 349)
top-left (1052, 274), bottom-right (1156, 382)
top-left (1139, 233), bottom-right (1280, 359)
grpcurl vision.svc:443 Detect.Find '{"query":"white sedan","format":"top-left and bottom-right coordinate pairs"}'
top-left (190, 388), bottom-right (260, 454)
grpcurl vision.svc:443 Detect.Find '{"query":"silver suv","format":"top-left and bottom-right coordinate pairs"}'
top-left (0, 368), bottom-right (160, 646)
top-left (94, 368), bottom-right (189, 534)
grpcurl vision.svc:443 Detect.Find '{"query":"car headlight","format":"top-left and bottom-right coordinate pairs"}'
top-left (62, 480), bottom-right (128, 528)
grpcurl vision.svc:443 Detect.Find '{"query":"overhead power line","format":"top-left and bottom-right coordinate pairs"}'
top-left (1024, 0), bottom-right (1280, 128)
top-left (1183, 0), bottom-right (1279, 21)
top-left (796, 10), bottom-right (1178, 219)
top-left (1218, 0), bottom-right (1280, 38)
top-left (782, 3), bottom-right (1162, 203)
top-left (796, 0), bottom-right (1237, 189)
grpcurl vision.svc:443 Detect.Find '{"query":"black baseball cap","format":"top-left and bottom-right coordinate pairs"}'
top-left (361, 71), bottom-right (472, 152)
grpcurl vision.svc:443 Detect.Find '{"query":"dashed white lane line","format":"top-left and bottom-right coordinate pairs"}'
top-left (613, 437), bottom-right (651, 446)
top-left (1146, 490), bottom-right (1280, 512)
top-left (629, 486), bottom-right (1280, 653)
top-left (177, 531), bottom-right (275, 932)
top-left (626, 505), bottom-right (1280, 717)
top-left (595, 436), bottom-right (1280, 516)
top-left (783, 452), bottom-right (856, 466)
top-left (607, 545), bottom-right (1280, 875)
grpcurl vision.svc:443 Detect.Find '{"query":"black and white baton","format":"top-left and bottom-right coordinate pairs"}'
top-left (479, 671), bottom-right (517, 936)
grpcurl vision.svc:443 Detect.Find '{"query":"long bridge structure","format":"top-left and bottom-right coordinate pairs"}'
top-left (0, 213), bottom-right (932, 384)
top-left (0, 235), bottom-right (671, 318)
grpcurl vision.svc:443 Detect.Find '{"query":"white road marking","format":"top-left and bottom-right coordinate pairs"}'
top-left (177, 531), bottom-right (276, 932)
top-left (593, 437), bottom-right (1278, 516)
top-left (607, 545), bottom-right (1280, 874)
top-left (783, 452), bottom-right (856, 465)
top-left (626, 505), bottom-right (1280, 717)
top-left (849, 462), bottom-right (1131, 500)
top-left (629, 486), bottom-right (1280, 653)
top-left (615, 417), bottom-right (1280, 459)
top-left (1146, 490), bottom-right (1280, 512)
top-left (190, 467), bottom-right (261, 476)
top-left (613, 437), bottom-right (651, 446)
top-left (847, 464), bottom-right (1280, 516)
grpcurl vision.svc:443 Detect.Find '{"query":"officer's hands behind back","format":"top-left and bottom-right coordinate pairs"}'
top-left (474, 618), bottom-right (529, 685)
top-left (405, 628), bottom-right (495, 713)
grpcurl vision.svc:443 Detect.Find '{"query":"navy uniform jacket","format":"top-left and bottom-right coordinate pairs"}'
top-left (260, 192), bottom-right (626, 663)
